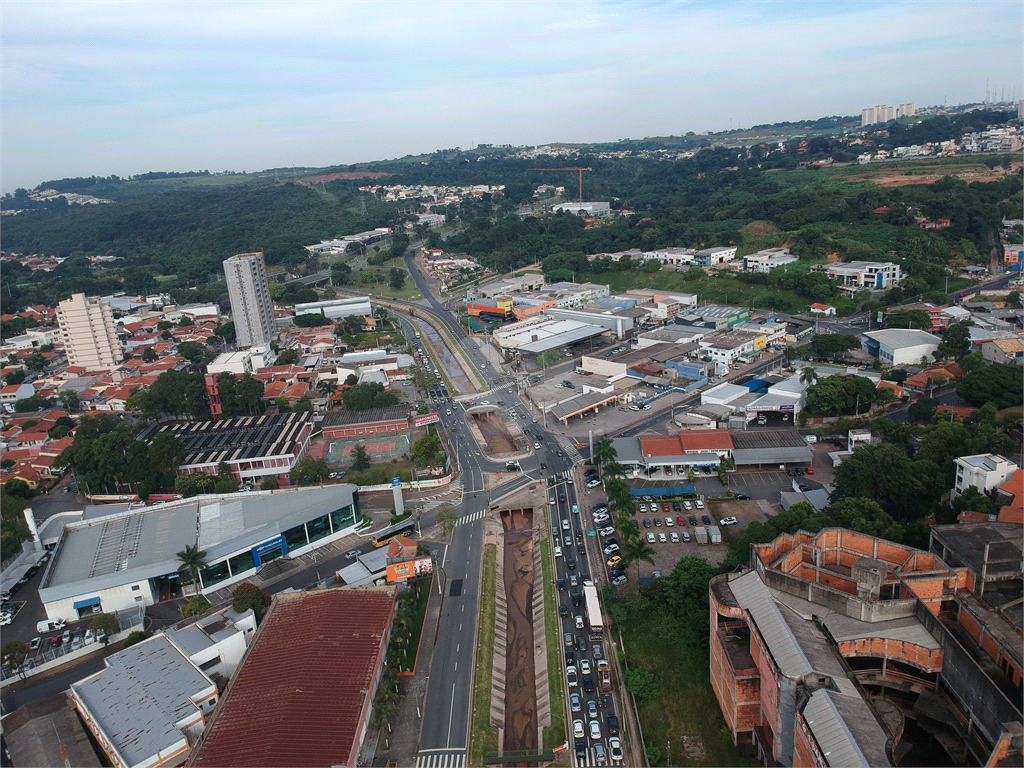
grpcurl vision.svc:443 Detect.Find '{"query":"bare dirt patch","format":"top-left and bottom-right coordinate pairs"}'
top-left (501, 508), bottom-right (538, 752)
top-left (474, 412), bottom-right (516, 454)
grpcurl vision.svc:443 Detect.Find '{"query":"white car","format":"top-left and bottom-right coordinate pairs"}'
top-left (562, 519), bottom-right (570, 530)
top-left (534, 442), bottom-right (541, 449)
top-left (590, 719), bottom-right (602, 740)
top-left (580, 658), bottom-right (591, 674)
top-left (682, 500), bottom-right (692, 511)
top-left (554, 546), bottom-right (563, 557)
top-left (0, 614), bottom-right (11, 626)
top-left (658, 532), bottom-right (667, 543)
top-left (480, 400), bottom-right (490, 405)
top-left (609, 737), bottom-right (623, 763)
top-left (695, 499), bottom-right (705, 510)
top-left (598, 526), bottom-right (615, 537)
top-left (575, 615), bottom-right (585, 629)
top-left (603, 543), bottom-right (620, 556)
top-left (670, 532), bottom-right (679, 543)
top-left (612, 574), bottom-right (627, 585)
top-left (665, 516), bottom-right (673, 526)
top-left (573, 719), bottom-right (585, 737)
top-left (720, 517), bottom-right (739, 526)
top-left (567, 666), bottom-right (579, 687)
top-left (638, 503), bottom-right (647, 512)
top-left (586, 479), bottom-right (601, 488)
top-left (646, 532), bottom-right (655, 543)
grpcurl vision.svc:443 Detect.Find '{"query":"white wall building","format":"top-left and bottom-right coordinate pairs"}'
top-left (56, 293), bottom-right (122, 371)
top-left (165, 606), bottom-right (257, 679)
top-left (861, 329), bottom-right (941, 366)
top-left (294, 295), bottom-right (373, 321)
top-left (206, 345), bottom-right (275, 376)
top-left (224, 252), bottom-right (277, 348)
top-left (815, 261), bottom-right (903, 292)
top-left (952, 454), bottom-right (1019, 498)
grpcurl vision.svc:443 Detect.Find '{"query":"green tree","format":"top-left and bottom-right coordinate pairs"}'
top-left (804, 375), bottom-right (878, 415)
top-left (661, 556), bottom-right (717, 648)
top-left (957, 363), bottom-right (1024, 408)
top-left (536, 349), bottom-right (560, 370)
top-left (622, 537), bottom-right (656, 582)
top-left (214, 322), bottom-right (236, 344)
top-left (231, 581), bottom-right (272, 615)
top-left (885, 309), bottom-right (933, 330)
top-left (831, 498), bottom-right (904, 542)
top-left (180, 595), bottom-right (212, 619)
top-left (935, 323), bottom-right (971, 360)
top-left (412, 434), bottom-right (441, 466)
top-left (259, 476), bottom-right (279, 491)
top-left (351, 444), bottom-right (372, 472)
top-left (799, 366), bottom-right (818, 386)
top-left (175, 543), bottom-right (209, 586)
top-left (175, 473), bottom-right (216, 498)
top-left (177, 341), bottom-right (211, 363)
top-left (142, 347), bottom-right (158, 362)
top-left (57, 390), bottom-right (80, 411)
top-left (1, 641), bottom-right (30, 678)
top-left (148, 433), bottom-right (186, 476)
top-left (4, 479), bottom-right (31, 498)
top-left (88, 613), bottom-right (122, 646)
top-left (275, 348), bottom-right (299, 366)
top-left (216, 372), bottom-right (238, 419)
top-left (235, 373), bottom-right (265, 416)
top-left (389, 268), bottom-right (406, 290)
top-left (592, 436), bottom-right (617, 475)
top-left (435, 505), bottom-right (458, 541)
top-left (292, 394), bottom-right (314, 412)
top-left (4, 369), bottom-right (26, 385)
top-left (831, 444), bottom-right (938, 521)
top-left (809, 334), bottom-right (860, 359)
top-left (121, 630), bottom-right (150, 649)
top-left (624, 667), bottom-right (661, 701)
top-left (289, 456), bottom-right (330, 484)
top-left (605, 477), bottom-right (634, 518)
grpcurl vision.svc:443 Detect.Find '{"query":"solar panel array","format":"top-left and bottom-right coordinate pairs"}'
top-left (157, 412), bottom-right (312, 467)
top-left (88, 513), bottom-right (146, 578)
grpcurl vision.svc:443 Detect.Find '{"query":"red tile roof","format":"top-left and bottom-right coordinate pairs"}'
top-left (678, 430), bottom-right (734, 452)
top-left (189, 588), bottom-right (396, 768)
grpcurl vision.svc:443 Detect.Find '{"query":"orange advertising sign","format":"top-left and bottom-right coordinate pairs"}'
top-left (386, 556), bottom-right (433, 582)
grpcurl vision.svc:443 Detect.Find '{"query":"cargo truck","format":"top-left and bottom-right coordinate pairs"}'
top-left (694, 526), bottom-right (708, 545)
top-left (598, 659), bottom-right (612, 693)
top-left (584, 584), bottom-right (603, 638)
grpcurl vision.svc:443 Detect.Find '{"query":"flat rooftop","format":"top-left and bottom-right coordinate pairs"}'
top-left (156, 411), bottom-right (313, 467)
top-left (930, 522), bottom-right (1022, 579)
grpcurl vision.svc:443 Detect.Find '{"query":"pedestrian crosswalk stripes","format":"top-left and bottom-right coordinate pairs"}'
top-left (557, 436), bottom-right (584, 464)
top-left (455, 509), bottom-right (485, 527)
top-left (415, 750), bottom-right (466, 768)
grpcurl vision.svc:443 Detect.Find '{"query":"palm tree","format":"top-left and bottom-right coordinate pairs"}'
top-left (593, 436), bottom-right (617, 476)
top-left (799, 366), bottom-right (818, 387)
top-left (175, 544), bottom-right (209, 586)
top-left (614, 515), bottom-right (640, 543)
top-left (622, 538), bottom-right (657, 582)
top-left (606, 478), bottom-right (635, 519)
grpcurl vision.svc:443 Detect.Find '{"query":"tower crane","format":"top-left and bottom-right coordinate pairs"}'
top-left (540, 167), bottom-right (592, 205)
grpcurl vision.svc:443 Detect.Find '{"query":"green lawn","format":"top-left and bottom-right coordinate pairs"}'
top-left (539, 532), bottom-right (567, 755)
top-left (620, 619), bottom-right (759, 767)
top-left (346, 460), bottom-right (415, 486)
top-left (469, 543), bottom-right (499, 766)
top-left (402, 574), bottom-right (434, 672)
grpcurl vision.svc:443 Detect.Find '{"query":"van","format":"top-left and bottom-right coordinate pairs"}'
top-left (37, 619), bottom-right (67, 634)
top-left (804, 434), bottom-right (817, 444)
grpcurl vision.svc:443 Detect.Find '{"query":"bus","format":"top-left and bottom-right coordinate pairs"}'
top-left (372, 518), bottom-right (416, 548)
top-left (584, 584), bottom-right (603, 638)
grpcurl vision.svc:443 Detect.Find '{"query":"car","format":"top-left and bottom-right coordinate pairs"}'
top-left (695, 499), bottom-right (704, 510)
top-left (580, 658), bottom-right (592, 674)
top-left (612, 574), bottom-right (627, 585)
top-left (607, 714), bottom-right (620, 735)
top-left (559, 604), bottom-right (569, 618)
top-left (720, 517), bottom-right (738, 526)
top-left (576, 634), bottom-right (588, 651)
top-left (0, 613), bottom-right (11, 626)
top-left (566, 558), bottom-right (576, 569)
top-left (96, 629), bottom-right (107, 644)
top-left (682, 531), bottom-right (691, 542)
top-left (598, 526), bottom-right (615, 537)
top-left (62, 629), bottom-right (71, 644)
top-left (662, 503), bottom-right (671, 513)
top-left (606, 555), bottom-right (622, 567)
top-left (603, 543), bottom-right (620, 556)
top-left (569, 577), bottom-right (578, 591)
top-left (682, 500), bottom-right (692, 511)
top-left (670, 532), bottom-right (679, 543)
top-left (50, 636), bottom-right (62, 649)
top-left (573, 718), bottom-right (585, 738)
top-left (575, 738), bottom-right (588, 762)
top-left (480, 400), bottom-right (490, 405)
top-left (646, 532), bottom-right (655, 543)
top-left (540, 462), bottom-right (547, 470)
top-left (795, 468), bottom-right (804, 476)
top-left (609, 736), bottom-right (623, 763)
top-left (583, 675), bottom-right (595, 693)
top-left (653, 517), bottom-right (661, 527)
top-left (798, 483), bottom-right (812, 492)
top-left (665, 467), bottom-right (673, 476)
top-left (733, 493), bottom-right (751, 500)
top-left (658, 532), bottom-right (667, 543)
top-left (688, 516), bottom-right (698, 526)
top-left (575, 615), bottom-right (585, 629)
top-left (567, 665), bottom-right (579, 686)
top-left (557, 578), bottom-right (565, 590)
top-left (534, 442), bottom-right (541, 449)
top-left (642, 495), bottom-right (653, 502)
top-left (577, 544), bottom-right (586, 556)
top-left (665, 516), bottom-right (673, 526)
top-left (554, 546), bottom-right (563, 558)
top-left (562, 519), bottom-right (570, 530)
top-left (565, 632), bottom-right (575, 647)
top-left (643, 518), bottom-right (651, 528)
top-left (638, 503), bottom-right (647, 512)
top-left (586, 479), bottom-right (600, 488)
top-left (570, 692), bottom-right (582, 713)
top-left (575, 528), bottom-right (584, 540)
top-left (30, 636), bottom-right (42, 650)
top-left (702, 515), bottom-right (712, 525)
top-left (593, 515), bottom-right (609, 526)
top-left (588, 717), bottom-right (602, 740)
top-left (85, 628), bottom-right (95, 645)
top-left (559, 493), bottom-right (566, 503)
top-left (677, 516), bottom-right (686, 526)
top-left (805, 467), bottom-right (815, 474)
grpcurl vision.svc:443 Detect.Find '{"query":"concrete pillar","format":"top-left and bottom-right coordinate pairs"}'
top-left (392, 479), bottom-right (405, 514)
top-left (23, 507), bottom-right (43, 552)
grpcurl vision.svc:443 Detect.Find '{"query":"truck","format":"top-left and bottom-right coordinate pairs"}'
top-left (694, 526), bottom-right (708, 545)
top-left (583, 584), bottom-right (603, 638)
top-left (708, 525), bottom-right (722, 544)
top-left (598, 659), bottom-right (612, 693)
top-left (36, 618), bottom-right (67, 633)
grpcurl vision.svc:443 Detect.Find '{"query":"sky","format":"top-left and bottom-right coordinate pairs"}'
top-left (3, 0), bottom-right (1022, 192)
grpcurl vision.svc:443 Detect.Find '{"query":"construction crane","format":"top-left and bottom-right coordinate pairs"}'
top-left (541, 167), bottom-right (592, 205)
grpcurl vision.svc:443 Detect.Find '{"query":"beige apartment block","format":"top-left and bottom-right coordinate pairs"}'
top-left (56, 293), bottom-right (121, 370)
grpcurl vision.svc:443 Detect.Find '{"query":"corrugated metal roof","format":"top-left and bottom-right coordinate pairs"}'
top-left (823, 614), bottom-right (941, 650)
top-left (518, 324), bottom-right (606, 353)
top-left (728, 571), bottom-right (813, 677)
top-left (733, 446), bottom-right (813, 465)
top-left (802, 690), bottom-right (870, 767)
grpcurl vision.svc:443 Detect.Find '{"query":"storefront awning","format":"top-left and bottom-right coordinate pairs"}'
top-left (73, 597), bottom-right (100, 610)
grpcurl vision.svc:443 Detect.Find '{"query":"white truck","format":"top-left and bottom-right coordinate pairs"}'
top-left (694, 526), bottom-right (708, 545)
top-left (708, 525), bottom-right (722, 544)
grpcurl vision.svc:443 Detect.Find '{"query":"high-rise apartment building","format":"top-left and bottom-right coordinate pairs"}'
top-left (56, 293), bottom-right (122, 370)
top-left (223, 252), bottom-right (276, 348)
top-left (862, 102), bottom-right (916, 127)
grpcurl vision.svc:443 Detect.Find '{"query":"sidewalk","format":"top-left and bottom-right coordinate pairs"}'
top-left (361, 576), bottom-right (445, 766)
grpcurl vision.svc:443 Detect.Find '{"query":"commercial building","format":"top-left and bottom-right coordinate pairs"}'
top-left (2, 694), bottom-right (103, 768)
top-left (710, 526), bottom-right (1022, 767)
top-left (294, 295), bottom-right (373, 321)
top-left (492, 316), bottom-right (607, 355)
top-left (70, 634), bottom-right (218, 768)
top-left (552, 201), bottom-right (611, 216)
top-left (813, 261), bottom-right (903, 293)
top-left (155, 411), bottom-right (314, 483)
top-left (693, 245), bottom-right (738, 267)
top-left (56, 293), bottom-right (122, 371)
top-left (187, 588), bottom-right (397, 768)
top-left (476, 273), bottom-right (545, 298)
top-left (38, 485), bottom-right (363, 619)
top-left (952, 453), bottom-right (1019, 498)
top-left (861, 329), bottom-right (941, 366)
top-left (223, 252), bottom-right (276, 348)
top-left (743, 248), bottom-right (799, 273)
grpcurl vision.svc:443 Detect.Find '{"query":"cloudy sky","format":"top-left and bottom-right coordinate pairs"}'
top-left (3, 0), bottom-right (1021, 192)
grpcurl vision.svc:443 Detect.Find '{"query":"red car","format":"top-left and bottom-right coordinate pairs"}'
top-left (50, 637), bottom-right (62, 648)
top-left (663, 503), bottom-right (672, 513)
top-left (677, 516), bottom-right (686, 526)
top-left (805, 467), bottom-right (815, 474)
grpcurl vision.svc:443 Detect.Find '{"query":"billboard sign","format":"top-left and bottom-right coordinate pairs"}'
top-left (386, 556), bottom-right (434, 582)
top-left (415, 413), bottom-right (441, 426)
top-left (391, 477), bottom-right (402, 488)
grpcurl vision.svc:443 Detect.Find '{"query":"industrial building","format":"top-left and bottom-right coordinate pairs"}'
top-left (710, 525), bottom-right (1022, 766)
top-left (492, 316), bottom-right (608, 357)
top-left (37, 485), bottom-right (363, 620)
top-left (812, 261), bottom-right (903, 293)
top-left (320, 405), bottom-right (412, 438)
top-left (294, 295), bottom-right (373, 321)
top-left (187, 589), bottom-right (397, 768)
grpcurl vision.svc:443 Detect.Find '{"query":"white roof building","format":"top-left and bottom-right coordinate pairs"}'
top-left (861, 329), bottom-right (940, 366)
top-left (953, 454), bottom-right (1019, 498)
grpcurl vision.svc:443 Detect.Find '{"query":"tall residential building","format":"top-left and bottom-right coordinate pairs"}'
top-left (861, 102), bottom-right (915, 127)
top-left (223, 252), bottom-right (276, 348)
top-left (56, 293), bottom-right (122, 370)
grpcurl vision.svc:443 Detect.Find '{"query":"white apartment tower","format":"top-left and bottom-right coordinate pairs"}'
top-left (56, 293), bottom-right (122, 370)
top-left (861, 102), bottom-right (916, 127)
top-left (223, 251), bottom-right (276, 348)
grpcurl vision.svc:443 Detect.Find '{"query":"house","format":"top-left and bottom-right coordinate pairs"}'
top-left (952, 454), bottom-right (1019, 498)
top-left (0, 382), bottom-right (35, 412)
top-left (808, 303), bottom-right (836, 316)
top-left (996, 470), bottom-right (1023, 524)
top-left (981, 338), bottom-right (1024, 365)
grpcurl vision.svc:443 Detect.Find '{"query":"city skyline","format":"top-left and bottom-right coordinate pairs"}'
top-left (2, 0), bottom-right (1022, 192)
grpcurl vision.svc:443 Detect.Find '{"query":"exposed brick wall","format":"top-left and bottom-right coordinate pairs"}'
top-left (959, 608), bottom-right (984, 644)
top-left (794, 717), bottom-right (822, 768)
top-left (838, 638), bottom-right (944, 672)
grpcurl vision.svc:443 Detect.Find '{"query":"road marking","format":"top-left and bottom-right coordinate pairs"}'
top-left (446, 682), bottom-right (457, 747)
top-left (456, 643), bottom-right (459, 652)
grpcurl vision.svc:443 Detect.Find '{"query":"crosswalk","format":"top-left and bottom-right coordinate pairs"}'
top-left (455, 509), bottom-right (486, 527)
top-left (415, 749), bottom-right (466, 768)
top-left (557, 436), bottom-right (585, 464)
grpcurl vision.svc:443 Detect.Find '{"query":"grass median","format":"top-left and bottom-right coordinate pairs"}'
top-left (539, 534), bottom-right (567, 755)
top-left (469, 543), bottom-right (498, 766)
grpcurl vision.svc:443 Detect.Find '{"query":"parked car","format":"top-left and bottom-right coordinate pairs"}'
top-left (695, 499), bottom-right (705, 510)
top-left (677, 516), bottom-right (686, 526)
top-left (670, 532), bottom-right (679, 543)
top-left (805, 467), bottom-right (814, 474)
top-left (658, 533), bottom-right (667, 543)
top-left (586, 479), bottom-right (601, 488)
top-left (665, 516), bottom-right (674, 527)
top-left (688, 516), bottom-right (698, 526)
top-left (603, 543), bottom-right (620, 556)
top-left (606, 555), bottom-right (622, 568)
top-left (733, 493), bottom-right (751, 500)
top-left (643, 518), bottom-right (651, 528)
top-left (682, 500), bottom-right (692, 510)
top-left (646, 532), bottom-right (656, 543)
top-left (682, 531), bottom-right (691, 542)
top-left (720, 517), bottom-right (738, 526)
top-left (598, 526), bottom-right (615, 537)
top-left (653, 517), bottom-right (661, 527)
top-left (612, 575), bottom-right (627, 585)
top-left (701, 515), bottom-right (712, 525)
top-left (638, 503), bottom-right (647, 512)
